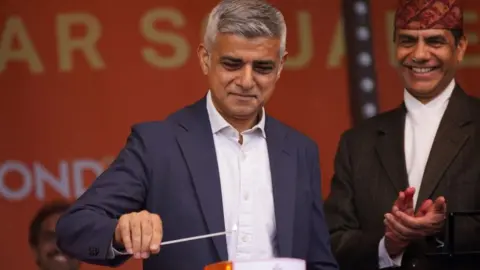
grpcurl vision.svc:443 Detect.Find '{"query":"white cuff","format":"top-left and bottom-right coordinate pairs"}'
top-left (107, 241), bottom-right (130, 259)
top-left (378, 236), bottom-right (404, 268)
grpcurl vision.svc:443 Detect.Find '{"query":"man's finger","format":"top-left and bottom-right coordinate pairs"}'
top-left (150, 215), bottom-right (163, 254)
top-left (385, 213), bottom-right (421, 239)
top-left (434, 197), bottom-right (446, 212)
top-left (384, 219), bottom-right (407, 241)
top-left (405, 189), bottom-right (414, 212)
top-left (397, 191), bottom-right (405, 204)
top-left (393, 191), bottom-right (405, 209)
top-left (130, 215), bottom-right (142, 258)
top-left (404, 187), bottom-right (415, 197)
top-left (395, 210), bottom-right (425, 230)
top-left (394, 187), bottom-right (414, 213)
top-left (416, 199), bottom-right (433, 217)
top-left (140, 218), bottom-right (153, 258)
top-left (429, 211), bottom-right (447, 230)
top-left (119, 217), bottom-right (133, 254)
top-left (384, 215), bottom-right (411, 241)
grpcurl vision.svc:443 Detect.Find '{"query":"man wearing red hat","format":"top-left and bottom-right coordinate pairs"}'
top-left (325, 0), bottom-right (480, 269)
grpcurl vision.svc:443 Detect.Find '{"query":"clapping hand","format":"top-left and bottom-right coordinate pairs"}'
top-left (386, 196), bottom-right (446, 241)
top-left (384, 187), bottom-right (416, 256)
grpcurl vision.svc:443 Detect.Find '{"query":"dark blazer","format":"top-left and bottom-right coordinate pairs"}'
top-left (324, 85), bottom-right (480, 270)
top-left (56, 97), bottom-right (338, 270)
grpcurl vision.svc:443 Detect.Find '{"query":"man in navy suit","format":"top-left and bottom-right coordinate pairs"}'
top-left (56, 1), bottom-right (338, 269)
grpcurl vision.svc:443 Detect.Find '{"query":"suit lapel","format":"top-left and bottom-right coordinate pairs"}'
top-left (416, 86), bottom-right (473, 207)
top-left (175, 98), bottom-right (228, 261)
top-left (266, 117), bottom-right (296, 257)
top-left (375, 107), bottom-right (410, 193)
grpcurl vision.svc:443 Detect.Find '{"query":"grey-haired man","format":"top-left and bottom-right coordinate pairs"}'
top-left (56, 1), bottom-right (338, 269)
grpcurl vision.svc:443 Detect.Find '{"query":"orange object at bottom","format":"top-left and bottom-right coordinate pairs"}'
top-left (204, 258), bottom-right (306, 269)
top-left (204, 261), bottom-right (232, 270)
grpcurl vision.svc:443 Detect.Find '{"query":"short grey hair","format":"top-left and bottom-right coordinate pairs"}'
top-left (204, 0), bottom-right (287, 56)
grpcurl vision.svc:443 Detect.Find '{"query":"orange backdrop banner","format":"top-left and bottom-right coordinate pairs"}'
top-left (0, 1), bottom-right (479, 270)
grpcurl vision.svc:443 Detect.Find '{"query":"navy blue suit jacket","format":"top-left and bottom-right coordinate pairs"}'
top-left (56, 97), bottom-right (338, 270)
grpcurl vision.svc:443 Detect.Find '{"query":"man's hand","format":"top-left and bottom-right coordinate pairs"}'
top-left (385, 196), bottom-right (446, 242)
top-left (384, 187), bottom-right (416, 257)
top-left (114, 210), bottom-right (163, 259)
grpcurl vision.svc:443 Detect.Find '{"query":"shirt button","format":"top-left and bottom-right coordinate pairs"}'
top-left (411, 258), bottom-right (418, 268)
top-left (242, 235), bottom-right (249, 242)
top-left (243, 193), bottom-right (249, 200)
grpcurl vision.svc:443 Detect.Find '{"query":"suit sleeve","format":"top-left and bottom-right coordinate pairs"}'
top-left (324, 133), bottom-right (384, 270)
top-left (306, 142), bottom-right (339, 270)
top-left (56, 126), bottom-right (150, 267)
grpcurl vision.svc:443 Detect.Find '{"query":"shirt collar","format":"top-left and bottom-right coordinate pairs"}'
top-left (404, 79), bottom-right (456, 112)
top-left (206, 90), bottom-right (266, 138)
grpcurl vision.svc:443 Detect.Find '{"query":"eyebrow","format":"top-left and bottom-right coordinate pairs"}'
top-left (424, 35), bottom-right (448, 42)
top-left (220, 56), bottom-right (243, 63)
top-left (398, 34), bottom-right (417, 40)
top-left (254, 60), bottom-right (275, 66)
top-left (219, 56), bottom-right (275, 66)
top-left (398, 34), bottom-right (447, 42)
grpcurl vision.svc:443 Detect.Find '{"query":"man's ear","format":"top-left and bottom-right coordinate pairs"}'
top-left (456, 36), bottom-right (468, 63)
top-left (276, 51), bottom-right (288, 80)
top-left (197, 44), bottom-right (210, 75)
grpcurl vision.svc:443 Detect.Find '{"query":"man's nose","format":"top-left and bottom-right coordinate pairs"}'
top-left (236, 65), bottom-right (255, 90)
top-left (411, 42), bottom-right (431, 63)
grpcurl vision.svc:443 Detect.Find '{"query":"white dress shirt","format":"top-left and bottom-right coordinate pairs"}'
top-left (206, 91), bottom-right (277, 261)
top-left (378, 80), bottom-right (455, 268)
top-left (108, 91), bottom-right (277, 260)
